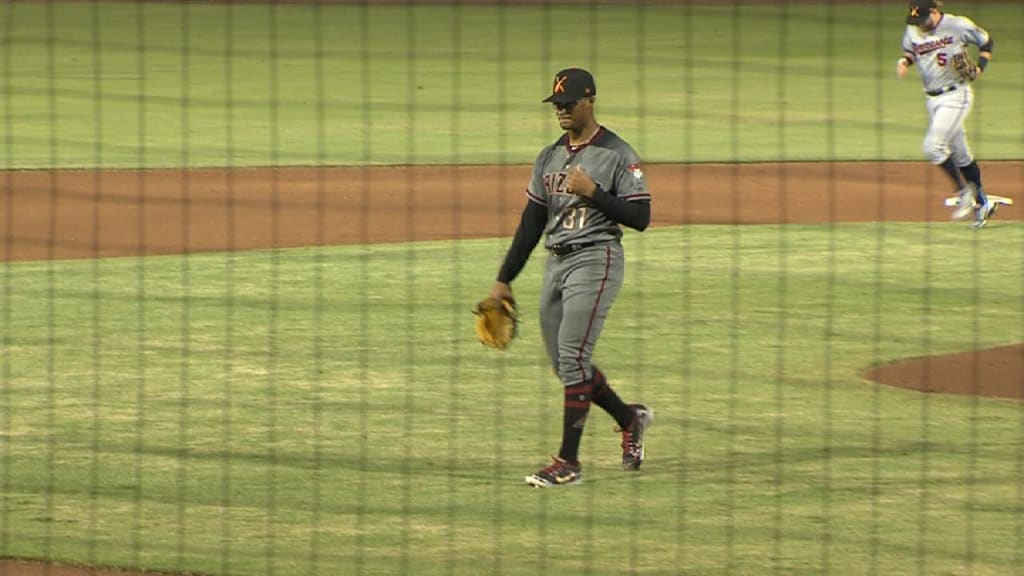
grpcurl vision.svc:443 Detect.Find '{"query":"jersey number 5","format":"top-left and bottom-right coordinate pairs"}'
top-left (937, 52), bottom-right (948, 66)
top-left (562, 207), bottom-right (588, 230)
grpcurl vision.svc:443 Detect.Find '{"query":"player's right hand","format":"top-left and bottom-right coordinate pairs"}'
top-left (896, 57), bottom-right (910, 79)
top-left (566, 165), bottom-right (596, 198)
top-left (488, 282), bottom-right (514, 304)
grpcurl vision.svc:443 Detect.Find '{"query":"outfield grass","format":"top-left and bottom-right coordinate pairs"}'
top-left (2, 224), bottom-right (1024, 575)
top-left (2, 2), bottom-right (1023, 168)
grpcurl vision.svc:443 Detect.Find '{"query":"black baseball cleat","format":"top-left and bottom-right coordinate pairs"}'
top-left (524, 456), bottom-right (582, 488)
top-left (620, 404), bottom-right (654, 471)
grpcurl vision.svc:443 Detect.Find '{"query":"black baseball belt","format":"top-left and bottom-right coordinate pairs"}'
top-left (548, 240), bottom-right (614, 256)
top-left (926, 84), bottom-right (961, 97)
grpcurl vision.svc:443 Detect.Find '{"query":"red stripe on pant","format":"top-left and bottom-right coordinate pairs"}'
top-left (571, 246), bottom-right (612, 386)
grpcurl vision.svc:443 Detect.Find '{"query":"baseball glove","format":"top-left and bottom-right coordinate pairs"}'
top-left (952, 52), bottom-right (979, 82)
top-left (473, 297), bottom-right (518, 350)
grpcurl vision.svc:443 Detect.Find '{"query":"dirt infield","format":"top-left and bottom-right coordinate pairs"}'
top-left (1, 160), bottom-right (1022, 575)
top-left (3, 161), bottom-right (1022, 261)
top-left (865, 343), bottom-right (1023, 399)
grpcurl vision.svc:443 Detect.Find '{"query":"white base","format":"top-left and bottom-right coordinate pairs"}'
top-left (944, 194), bottom-right (1014, 207)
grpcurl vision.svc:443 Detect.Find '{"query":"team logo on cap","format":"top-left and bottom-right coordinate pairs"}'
top-left (553, 75), bottom-right (567, 94)
top-left (909, 6), bottom-right (919, 18)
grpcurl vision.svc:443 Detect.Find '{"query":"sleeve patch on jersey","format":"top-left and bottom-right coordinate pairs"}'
top-left (628, 162), bottom-right (644, 179)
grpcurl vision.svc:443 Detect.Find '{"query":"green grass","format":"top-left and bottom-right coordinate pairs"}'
top-left (3, 223), bottom-right (1024, 575)
top-left (3, 3), bottom-right (1024, 575)
top-left (2, 2), bottom-right (1023, 168)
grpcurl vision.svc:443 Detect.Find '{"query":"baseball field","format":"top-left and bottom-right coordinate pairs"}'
top-left (2, 1), bottom-right (1024, 575)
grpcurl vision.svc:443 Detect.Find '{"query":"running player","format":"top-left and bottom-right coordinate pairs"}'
top-left (898, 0), bottom-right (996, 227)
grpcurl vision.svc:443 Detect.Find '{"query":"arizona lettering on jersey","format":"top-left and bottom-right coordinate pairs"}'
top-left (542, 171), bottom-right (569, 196)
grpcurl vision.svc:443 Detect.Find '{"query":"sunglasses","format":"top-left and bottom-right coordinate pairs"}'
top-left (552, 100), bottom-right (581, 112)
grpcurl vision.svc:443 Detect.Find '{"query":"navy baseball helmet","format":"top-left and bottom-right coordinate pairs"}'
top-left (906, 0), bottom-right (939, 25)
top-left (542, 68), bottom-right (596, 104)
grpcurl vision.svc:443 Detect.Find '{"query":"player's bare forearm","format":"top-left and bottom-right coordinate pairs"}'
top-left (896, 53), bottom-right (914, 78)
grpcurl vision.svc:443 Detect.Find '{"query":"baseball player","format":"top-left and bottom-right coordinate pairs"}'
top-left (897, 0), bottom-right (996, 228)
top-left (484, 67), bottom-right (653, 487)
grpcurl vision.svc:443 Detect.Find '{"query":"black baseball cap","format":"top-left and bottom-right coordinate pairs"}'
top-left (906, 0), bottom-right (939, 25)
top-left (542, 68), bottom-right (596, 104)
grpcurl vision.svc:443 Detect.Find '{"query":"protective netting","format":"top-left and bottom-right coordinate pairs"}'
top-left (1, 2), bottom-right (1023, 575)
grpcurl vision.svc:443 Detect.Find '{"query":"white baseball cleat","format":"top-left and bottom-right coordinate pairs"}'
top-left (973, 201), bottom-right (998, 229)
top-left (950, 185), bottom-right (977, 221)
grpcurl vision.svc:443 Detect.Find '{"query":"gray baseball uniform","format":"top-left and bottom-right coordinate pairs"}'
top-left (902, 14), bottom-right (989, 167)
top-left (526, 127), bottom-right (650, 387)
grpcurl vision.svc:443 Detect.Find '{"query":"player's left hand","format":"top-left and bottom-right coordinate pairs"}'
top-left (952, 52), bottom-right (980, 82)
top-left (566, 165), bottom-right (596, 198)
